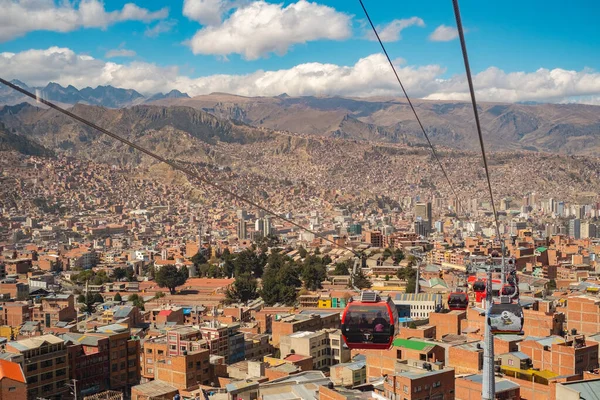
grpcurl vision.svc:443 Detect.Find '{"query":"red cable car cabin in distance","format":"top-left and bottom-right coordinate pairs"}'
top-left (447, 291), bottom-right (468, 310)
top-left (341, 291), bottom-right (398, 350)
top-left (473, 279), bottom-right (486, 302)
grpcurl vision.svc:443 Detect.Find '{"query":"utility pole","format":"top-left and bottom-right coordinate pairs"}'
top-left (482, 265), bottom-right (495, 400)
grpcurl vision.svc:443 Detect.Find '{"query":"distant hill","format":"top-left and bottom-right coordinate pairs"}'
top-left (0, 81), bottom-right (189, 109)
top-left (0, 122), bottom-right (53, 156)
top-left (0, 103), bottom-right (272, 165)
top-left (152, 93), bottom-right (600, 155)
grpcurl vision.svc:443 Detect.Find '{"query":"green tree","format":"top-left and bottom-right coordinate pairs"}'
top-left (154, 291), bottom-right (165, 300)
top-left (77, 294), bottom-right (86, 304)
top-left (114, 292), bottom-right (122, 302)
top-left (298, 247), bottom-right (308, 258)
top-left (351, 268), bottom-right (372, 290)
top-left (383, 247), bottom-right (393, 261)
top-left (112, 267), bottom-right (127, 281)
top-left (331, 261), bottom-right (351, 276)
top-left (301, 255), bottom-right (326, 291)
top-left (233, 249), bottom-right (266, 278)
top-left (321, 255), bottom-right (333, 265)
top-left (547, 279), bottom-right (557, 290)
top-left (155, 265), bottom-right (188, 294)
top-left (93, 293), bottom-right (104, 303)
top-left (225, 273), bottom-right (259, 304)
top-left (260, 254), bottom-right (302, 306)
top-left (393, 248), bottom-right (405, 264)
top-left (128, 294), bottom-right (145, 310)
top-left (191, 252), bottom-right (207, 266)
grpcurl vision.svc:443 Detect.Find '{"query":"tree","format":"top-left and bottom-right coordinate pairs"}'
top-left (191, 252), bottom-right (207, 266)
top-left (93, 293), bottom-right (104, 304)
top-left (233, 249), bottom-right (266, 278)
top-left (77, 294), bottom-right (86, 304)
top-left (260, 254), bottom-right (302, 306)
top-left (301, 255), bottom-right (327, 291)
top-left (409, 322), bottom-right (417, 329)
top-left (405, 276), bottom-right (416, 294)
top-left (112, 267), bottom-right (127, 281)
top-left (155, 265), bottom-right (188, 294)
top-left (298, 247), bottom-right (308, 258)
top-left (154, 291), bottom-right (165, 300)
top-left (331, 261), bottom-right (351, 276)
top-left (351, 268), bottom-right (372, 290)
top-left (547, 279), bottom-right (557, 290)
top-left (393, 248), bottom-right (405, 264)
top-left (321, 255), bottom-right (333, 265)
top-left (128, 294), bottom-right (145, 310)
top-left (114, 292), bottom-right (122, 302)
top-left (225, 273), bottom-right (259, 304)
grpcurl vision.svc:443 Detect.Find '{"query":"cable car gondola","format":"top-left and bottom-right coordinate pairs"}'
top-left (488, 297), bottom-right (524, 335)
top-left (341, 291), bottom-right (398, 350)
top-left (500, 284), bottom-right (516, 297)
top-left (448, 291), bottom-right (468, 310)
top-left (473, 279), bottom-right (487, 302)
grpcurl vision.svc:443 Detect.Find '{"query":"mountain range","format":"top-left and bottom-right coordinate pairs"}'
top-left (152, 93), bottom-right (600, 155)
top-left (0, 80), bottom-right (189, 109)
top-left (0, 80), bottom-right (599, 155)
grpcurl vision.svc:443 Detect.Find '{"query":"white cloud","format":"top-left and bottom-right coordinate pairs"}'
top-left (187, 0), bottom-right (352, 60)
top-left (145, 19), bottom-right (178, 37)
top-left (365, 17), bottom-right (425, 42)
top-left (2, 47), bottom-right (600, 105)
top-left (429, 25), bottom-right (458, 42)
top-left (105, 49), bottom-right (137, 58)
top-left (183, 0), bottom-right (242, 25)
top-left (0, 0), bottom-right (168, 42)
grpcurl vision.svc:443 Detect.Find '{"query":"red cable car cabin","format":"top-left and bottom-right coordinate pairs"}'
top-left (341, 291), bottom-right (398, 350)
top-left (473, 279), bottom-right (487, 302)
top-left (447, 291), bottom-right (468, 310)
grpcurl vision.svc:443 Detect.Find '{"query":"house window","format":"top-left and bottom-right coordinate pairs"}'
top-left (508, 359), bottom-right (514, 366)
top-left (403, 385), bottom-right (408, 394)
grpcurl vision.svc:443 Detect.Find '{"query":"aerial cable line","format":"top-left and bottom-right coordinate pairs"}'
top-left (358, 0), bottom-right (464, 216)
top-left (450, 0), bottom-right (501, 240)
top-left (0, 77), bottom-right (361, 257)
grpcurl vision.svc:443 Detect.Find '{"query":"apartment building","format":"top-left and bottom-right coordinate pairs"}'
top-left (62, 333), bottom-right (110, 397)
top-left (520, 334), bottom-right (598, 376)
top-left (5, 334), bottom-right (69, 399)
top-left (279, 329), bottom-right (350, 370)
top-left (381, 360), bottom-right (455, 400)
top-left (31, 294), bottom-right (76, 329)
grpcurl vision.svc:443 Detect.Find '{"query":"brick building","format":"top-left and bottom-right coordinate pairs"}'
top-left (62, 333), bottom-right (110, 397)
top-left (31, 294), bottom-right (77, 329)
top-left (5, 334), bottom-right (69, 399)
top-left (271, 311), bottom-right (341, 346)
top-left (0, 359), bottom-right (27, 400)
top-left (448, 341), bottom-right (484, 374)
top-left (381, 360), bottom-right (455, 400)
top-left (1, 303), bottom-right (30, 327)
top-left (429, 310), bottom-right (466, 340)
top-left (566, 295), bottom-right (600, 335)
top-left (519, 334), bottom-right (598, 376)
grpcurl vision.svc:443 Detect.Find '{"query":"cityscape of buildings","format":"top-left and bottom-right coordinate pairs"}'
top-left (2, 150), bottom-right (600, 400)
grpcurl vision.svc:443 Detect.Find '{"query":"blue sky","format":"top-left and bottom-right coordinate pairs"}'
top-left (0, 0), bottom-right (599, 103)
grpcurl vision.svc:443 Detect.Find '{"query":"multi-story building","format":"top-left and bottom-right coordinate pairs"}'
top-left (199, 322), bottom-right (245, 364)
top-left (104, 331), bottom-right (141, 391)
top-left (1, 303), bottom-right (30, 327)
top-left (62, 333), bottom-right (110, 398)
top-left (31, 294), bottom-right (77, 329)
top-left (365, 231), bottom-right (384, 248)
top-left (519, 334), bottom-right (598, 376)
top-left (271, 311), bottom-right (341, 345)
top-left (5, 334), bottom-right (69, 399)
top-left (381, 360), bottom-right (455, 400)
top-left (279, 329), bottom-right (350, 370)
top-left (153, 349), bottom-right (211, 390)
top-left (393, 293), bottom-right (443, 320)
